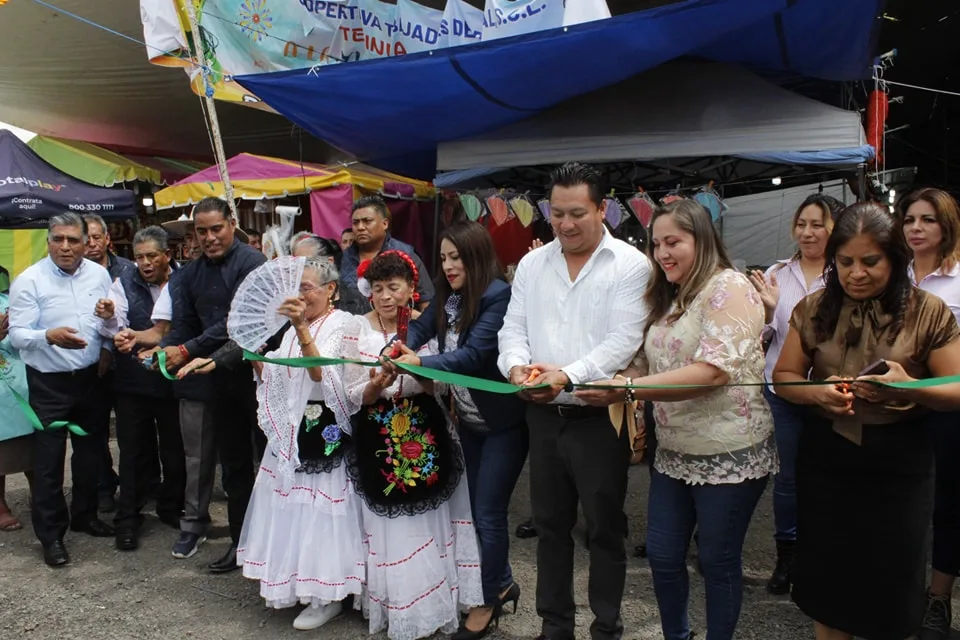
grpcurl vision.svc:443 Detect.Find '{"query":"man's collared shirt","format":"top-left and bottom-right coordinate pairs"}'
top-left (340, 234), bottom-right (435, 314)
top-left (9, 256), bottom-right (112, 373)
top-left (162, 238), bottom-right (266, 358)
top-left (497, 229), bottom-right (652, 404)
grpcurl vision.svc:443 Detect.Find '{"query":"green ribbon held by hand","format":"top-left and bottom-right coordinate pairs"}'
top-left (154, 350), bottom-right (215, 382)
top-left (0, 374), bottom-right (87, 436)
top-left (239, 350), bottom-right (960, 394)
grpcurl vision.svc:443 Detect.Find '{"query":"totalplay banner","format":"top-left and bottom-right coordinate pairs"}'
top-left (140, 0), bottom-right (609, 108)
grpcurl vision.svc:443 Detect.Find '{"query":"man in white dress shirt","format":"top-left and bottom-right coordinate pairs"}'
top-left (8, 213), bottom-right (115, 567)
top-left (498, 162), bottom-right (651, 640)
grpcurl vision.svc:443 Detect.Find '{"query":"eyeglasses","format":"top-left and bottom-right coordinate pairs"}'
top-left (299, 281), bottom-right (335, 294)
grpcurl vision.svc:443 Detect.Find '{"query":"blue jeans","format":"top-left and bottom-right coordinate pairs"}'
top-left (764, 387), bottom-right (802, 542)
top-left (647, 469), bottom-right (768, 640)
top-left (460, 423), bottom-right (528, 604)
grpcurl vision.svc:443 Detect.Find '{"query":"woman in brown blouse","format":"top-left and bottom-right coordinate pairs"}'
top-left (773, 202), bottom-right (960, 640)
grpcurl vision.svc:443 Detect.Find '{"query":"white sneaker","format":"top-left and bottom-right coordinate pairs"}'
top-left (293, 602), bottom-right (342, 631)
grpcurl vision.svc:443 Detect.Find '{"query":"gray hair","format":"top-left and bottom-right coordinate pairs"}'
top-left (82, 213), bottom-right (108, 236)
top-left (290, 231), bottom-right (318, 255)
top-left (303, 257), bottom-right (339, 284)
top-left (48, 213), bottom-right (86, 240)
top-left (133, 225), bottom-right (169, 252)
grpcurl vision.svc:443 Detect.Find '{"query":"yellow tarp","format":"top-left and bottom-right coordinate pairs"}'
top-left (0, 229), bottom-right (47, 279)
top-left (153, 153), bottom-right (434, 209)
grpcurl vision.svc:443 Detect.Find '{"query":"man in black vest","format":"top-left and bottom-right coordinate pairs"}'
top-left (95, 226), bottom-right (185, 550)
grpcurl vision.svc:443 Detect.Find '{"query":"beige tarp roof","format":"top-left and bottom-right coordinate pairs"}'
top-left (0, 0), bottom-right (343, 161)
top-left (0, 0), bottom-right (646, 160)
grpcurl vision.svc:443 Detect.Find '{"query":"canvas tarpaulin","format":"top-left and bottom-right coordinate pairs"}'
top-left (436, 62), bottom-right (870, 172)
top-left (235, 0), bottom-right (881, 174)
top-left (721, 179), bottom-right (852, 267)
top-left (0, 131), bottom-right (137, 222)
top-left (27, 136), bottom-right (208, 187)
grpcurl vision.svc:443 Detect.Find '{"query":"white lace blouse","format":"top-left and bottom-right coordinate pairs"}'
top-left (640, 269), bottom-right (778, 485)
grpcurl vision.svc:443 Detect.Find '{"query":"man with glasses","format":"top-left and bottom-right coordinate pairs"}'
top-left (338, 195), bottom-right (433, 314)
top-left (8, 213), bottom-right (115, 566)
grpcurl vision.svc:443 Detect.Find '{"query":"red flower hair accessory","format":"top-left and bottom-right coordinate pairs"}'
top-left (357, 259), bottom-right (373, 298)
top-left (359, 250), bottom-right (420, 303)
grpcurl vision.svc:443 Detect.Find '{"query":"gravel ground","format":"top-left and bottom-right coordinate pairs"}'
top-left (1, 442), bottom-right (957, 640)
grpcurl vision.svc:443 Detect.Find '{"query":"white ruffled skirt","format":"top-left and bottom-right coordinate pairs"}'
top-left (359, 476), bottom-right (484, 640)
top-left (237, 454), bottom-right (366, 609)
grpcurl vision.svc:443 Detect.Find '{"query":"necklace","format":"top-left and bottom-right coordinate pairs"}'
top-left (375, 312), bottom-right (403, 399)
top-left (286, 308), bottom-right (334, 378)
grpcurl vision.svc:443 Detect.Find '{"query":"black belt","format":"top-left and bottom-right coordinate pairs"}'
top-left (536, 403), bottom-right (608, 419)
top-left (27, 364), bottom-right (98, 378)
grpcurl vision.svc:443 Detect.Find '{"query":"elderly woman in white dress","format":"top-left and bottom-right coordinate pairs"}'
top-left (235, 258), bottom-right (365, 630)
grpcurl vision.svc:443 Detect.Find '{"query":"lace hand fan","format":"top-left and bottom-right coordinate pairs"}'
top-left (459, 193), bottom-right (484, 221)
top-left (603, 197), bottom-right (625, 229)
top-left (509, 196), bottom-right (535, 227)
top-left (486, 194), bottom-right (510, 227)
top-left (228, 255), bottom-right (306, 351)
top-left (627, 191), bottom-right (656, 227)
top-left (537, 198), bottom-right (552, 222)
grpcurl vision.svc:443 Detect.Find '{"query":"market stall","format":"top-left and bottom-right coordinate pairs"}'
top-left (27, 135), bottom-right (208, 187)
top-left (0, 130), bottom-right (137, 223)
top-left (153, 153), bottom-right (435, 255)
top-left (428, 61), bottom-right (871, 267)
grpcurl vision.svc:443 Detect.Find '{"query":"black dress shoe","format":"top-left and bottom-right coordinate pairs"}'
top-left (70, 518), bottom-right (115, 537)
top-left (515, 519), bottom-right (538, 539)
top-left (115, 529), bottom-right (139, 551)
top-left (208, 544), bottom-right (239, 574)
top-left (43, 540), bottom-right (70, 567)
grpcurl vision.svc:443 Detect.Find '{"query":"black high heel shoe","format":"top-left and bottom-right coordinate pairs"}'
top-left (451, 601), bottom-right (503, 640)
top-left (499, 582), bottom-right (521, 614)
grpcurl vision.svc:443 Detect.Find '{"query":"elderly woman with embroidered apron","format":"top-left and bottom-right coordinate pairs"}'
top-left (344, 250), bottom-right (482, 640)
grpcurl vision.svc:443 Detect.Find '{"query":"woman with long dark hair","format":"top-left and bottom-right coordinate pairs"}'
top-left (747, 194), bottom-right (842, 594)
top-left (899, 188), bottom-right (960, 639)
top-left (389, 221), bottom-right (527, 639)
top-left (774, 202), bottom-right (960, 640)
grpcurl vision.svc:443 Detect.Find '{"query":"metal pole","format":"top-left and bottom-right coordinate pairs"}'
top-left (183, 0), bottom-right (239, 220)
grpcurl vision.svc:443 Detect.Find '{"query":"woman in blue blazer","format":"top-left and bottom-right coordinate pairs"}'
top-left (390, 221), bottom-right (527, 639)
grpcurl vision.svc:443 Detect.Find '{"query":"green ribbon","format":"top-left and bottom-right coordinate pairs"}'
top-left (151, 348), bottom-right (960, 396)
top-left (234, 351), bottom-right (960, 394)
top-left (0, 374), bottom-right (87, 436)
top-left (154, 351), bottom-right (178, 381)
top-left (154, 351), bottom-right (214, 382)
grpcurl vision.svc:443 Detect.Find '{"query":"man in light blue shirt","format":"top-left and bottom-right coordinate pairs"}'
top-left (8, 212), bottom-right (115, 567)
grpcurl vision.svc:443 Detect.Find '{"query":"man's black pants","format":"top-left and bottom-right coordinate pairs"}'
top-left (213, 372), bottom-right (265, 544)
top-left (528, 403), bottom-right (631, 640)
top-left (114, 393), bottom-right (185, 531)
top-left (27, 365), bottom-right (107, 546)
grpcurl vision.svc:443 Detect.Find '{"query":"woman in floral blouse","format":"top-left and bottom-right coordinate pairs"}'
top-left (578, 199), bottom-right (776, 640)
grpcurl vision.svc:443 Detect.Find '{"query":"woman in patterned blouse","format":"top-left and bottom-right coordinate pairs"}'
top-left (578, 199), bottom-right (776, 640)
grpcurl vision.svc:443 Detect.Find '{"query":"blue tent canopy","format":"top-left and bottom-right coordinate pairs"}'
top-left (0, 131), bottom-right (136, 222)
top-left (237, 0), bottom-right (881, 176)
